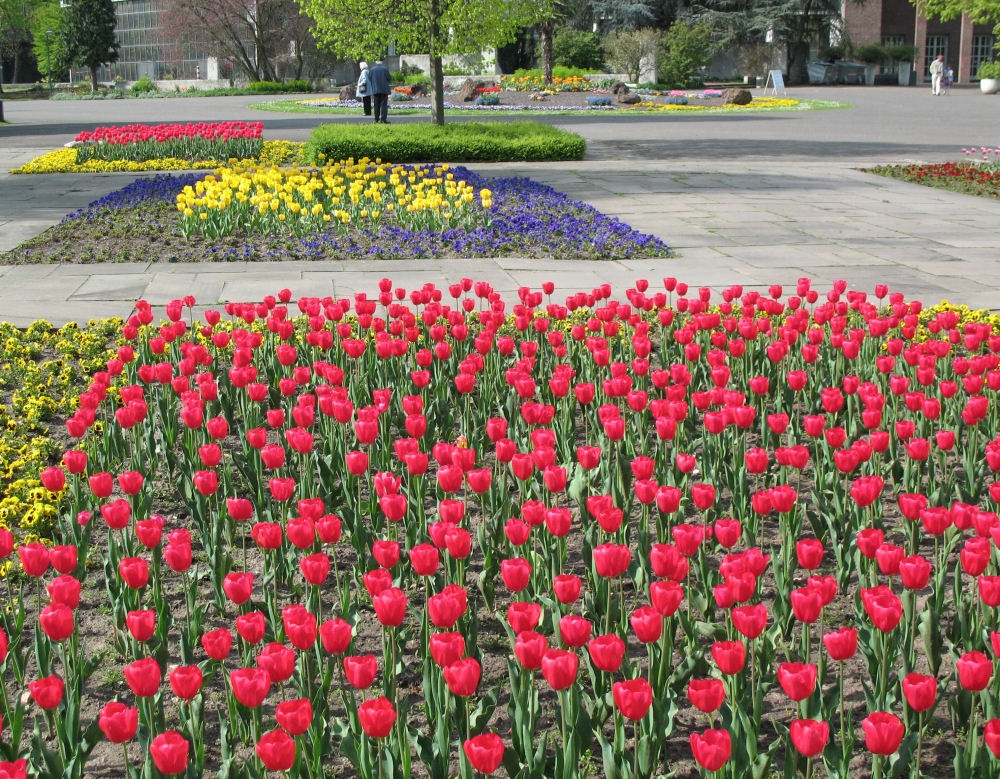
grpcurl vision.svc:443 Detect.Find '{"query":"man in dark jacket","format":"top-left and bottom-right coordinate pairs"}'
top-left (368, 60), bottom-right (392, 124)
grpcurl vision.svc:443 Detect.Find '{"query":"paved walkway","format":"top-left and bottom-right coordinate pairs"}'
top-left (2, 86), bottom-right (1000, 326)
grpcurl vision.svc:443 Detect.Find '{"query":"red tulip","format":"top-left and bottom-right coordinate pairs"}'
top-left (257, 642), bottom-right (296, 684)
top-left (593, 543), bottom-right (631, 578)
top-left (124, 657), bottom-right (162, 698)
top-left (862, 711), bottom-right (904, 755)
top-left (99, 701), bottom-right (139, 743)
top-left (29, 675), bottom-right (64, 709)
top-left (223, 572), bottom-right (254, 605)
top-left (613, 678), bottom-right (653, 721)
top-left (149, 731), bottom-right (189, 775)
top-left (731, 603), bottom-right (767, 639)
top-left (553, 574), bottom-right (582, 604)
top-left (985, 719), bottom-right (1000, 757)
top-left (235, 611), bottom-right (266, 645)
top-left (118, 557), bottom-right (149, 589)
top-left (541, 649), bottom-right (578, 690)
top-left (711, 640), bottom-right (746, 675)
top-left (275, 697), bottom-right (313, 736)
top-left (790, 719), bottom-right (829, 758)
top-left (39, 603), bottom-right (75, 642)
top-left (169, 665), bottom-right (203, 700)
top-left (558, 615), bottom-right (592, 648)
top-left (587, 634), bottom-right (626, 673)
top-left (444, 657), bottom-right (481, 696)
top-left (690, 729), bottom-right (731, 771)
top-left (429, 632), bottom-right (466, 668)
top-left (463, 733), bottom-right (505, 774)
top-left (229, 667), bottom-right (271, 707)
top-left (256, 729), bottom-right (296, 772)
top-left (514, 630), bottom-right (547, 670)
top-left (126, 609), bottom-right (156, 642)
top-left (777, 662), bottom-right (817, 702)
top-left (501, 558), bottom-right (531, 592)
top-left (795, 539), bottom-right (824, 570)
top-left (358, 696), bottom-right (396, 738)
top-left (201, 628), bottom-right (233, 661)
top-left (901, 673), bottom-right (936, 712)
top-left (687, 678), bottom-right (725, 713)
top-left (409, 543), bottom-right (440, 576)
top-left (630, 606), bottom-right (663, 643)
top-left (823, 627), bottom-right (858, 660)
top-left (650, 580), bottom-right (684, 616)
top-left (18, 543), bottom-right (49, 577)
top-left (507, 602), bottom-right (541, 634)
top-left (957, 650), bottom-right (992, 691)
top-left (319, 619), bottom-right (353, 655)
top-left (343, 655), bottom-right (378, 689)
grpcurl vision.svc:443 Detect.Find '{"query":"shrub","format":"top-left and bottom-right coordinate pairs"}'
top-left (977, 60), bottom-right (1000, 79)
top-left (511, 65), bottom-right (591, 79)
top-left (551, 29), bottom-right (605, 71)
top-left (246, 80), bottom-right (311, 94)
top-left (305, 121), bottom-right (585, 163)
top-left (658, 21), bottom-right (714, 89)
top-left (856, 44), bottom-right (889, 64)
top-left (130, 76), bottom-right (157, 94)
top-left (603, 28), bottom-right (662, 83)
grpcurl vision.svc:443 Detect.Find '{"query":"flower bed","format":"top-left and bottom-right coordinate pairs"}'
top-left (295, 98), bottom-right (616, 112)
top-left (500, 74), bottom-right (590, 92)
top-left (866, 150), bottom-right (1000, 199)
top-left (1, 281), bottom-right (1000, 779)
top-left (5, 168), bottom-right (669, 263)
top-left (11, 141), bottom-right (303, 175)
top-left (175, 161), bottom-right (492, 239)
top-left (74, 122), bottom-right (264, 164)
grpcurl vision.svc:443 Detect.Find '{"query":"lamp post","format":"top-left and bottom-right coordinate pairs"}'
top-left (45, 30), bottom-right (53, 94)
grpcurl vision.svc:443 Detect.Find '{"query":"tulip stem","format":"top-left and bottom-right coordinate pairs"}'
top-left (873, 753), bottom-right (883, 779)
top-left (633, 720), bottom-right (640, 779)
top-left (122, 742), bottom-right (132, 778)
top-left (914, 711), bottom-right (923, 779)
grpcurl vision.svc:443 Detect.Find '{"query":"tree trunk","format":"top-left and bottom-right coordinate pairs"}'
top-left (785, 39), bottom-right (809, 85)
top-left (429, 55), bottom-right (444, 126)
top-left (90, 63), bottom-right (98, 91)
top-left (428, 0), bottom-right (444, 125)
top-left (541, 18), bottom-right (553, 85)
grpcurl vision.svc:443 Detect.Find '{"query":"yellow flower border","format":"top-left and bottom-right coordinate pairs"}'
top-left (11, 140), bottom-right (305, 174)
top-left (626, 97), bottom-right (801, 112)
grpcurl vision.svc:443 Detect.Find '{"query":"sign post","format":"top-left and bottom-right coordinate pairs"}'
top-left (763, 69), bottom-right (786, 96)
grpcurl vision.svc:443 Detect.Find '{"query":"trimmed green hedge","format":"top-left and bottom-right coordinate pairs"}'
top-left (246, 80), bottom-right (311, 94)
top-left (305, 121), bottom-right (586, 163)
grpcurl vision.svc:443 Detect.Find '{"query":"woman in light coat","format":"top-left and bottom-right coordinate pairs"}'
top-left (357, 61), bottom-right (372, 116)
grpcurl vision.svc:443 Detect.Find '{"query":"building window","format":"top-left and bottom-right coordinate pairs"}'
top-left (882, 35), bottom-right (904, 48)
top-left (925, 35), bottom-right (948, 78)
top-left (972, 36), bottom-right (995, 79)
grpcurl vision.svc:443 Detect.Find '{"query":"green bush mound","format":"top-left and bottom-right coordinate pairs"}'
top-left (305, 121), bottom-right (586, 163)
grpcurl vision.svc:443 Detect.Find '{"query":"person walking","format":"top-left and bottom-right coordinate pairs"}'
top-left (368, 59), bottom-right (392, 124)
top-left (930, 55), bottom-right (944, 95)
top-left (356, 61), bottom-right (372, 116)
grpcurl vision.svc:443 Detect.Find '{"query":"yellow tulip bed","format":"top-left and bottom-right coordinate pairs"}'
top-left (629, 97), bottom-right (801, 111)
top-left (11, 141), bottom-right (304, 174)
top-left (176, 159), bottom-right (494, 239)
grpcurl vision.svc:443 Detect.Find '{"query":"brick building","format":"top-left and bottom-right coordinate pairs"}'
top-left (842, 0), bottom-right (995, 83)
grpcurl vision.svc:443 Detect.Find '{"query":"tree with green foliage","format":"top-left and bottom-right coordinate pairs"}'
top-left (63, 0), bottom-right (118, 91)
top-left (909, 0), bottom-right (1000, 39)
top-left (0, 0), bottom-right (33, 88)
top-left (691, 0), bottom-right (846, 83)
top-left (31, 2), bottom-right (70, 83)
top-left (552, 29), bottom-right (604, 69)
top-left (298, 0), bottom-right (550, 124)
top-left (603, 27), bottom-right (661, 82)
top-left (590, 0), bottom-right (658, 30)
top-left (658, 19), bottom-right (714, 86)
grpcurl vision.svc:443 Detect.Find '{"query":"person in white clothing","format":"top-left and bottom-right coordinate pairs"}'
top-left (356, 61), bottom-right (372, 116)
top-left (930, 55), bottom-right (944, 95)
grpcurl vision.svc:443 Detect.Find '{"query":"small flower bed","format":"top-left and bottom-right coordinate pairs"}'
top-left (74, 122), bottom-right (264, 164)
top-left (175, 161), bottom-right (492, 239)
top-left (296, 98), bottom-right (615, 112)
top-left (500, 74), bottom-right (590, 92)
top-left (0, 319), bottom-right (120, 555)
top-left (630, 96), bottom-right (801, 112)
top-left (11, 141), bottom-right (303, 175)
top-left (2, 281), bottom-right (1000, 779)
top-left (867, 150), bottom-right (1000, 199)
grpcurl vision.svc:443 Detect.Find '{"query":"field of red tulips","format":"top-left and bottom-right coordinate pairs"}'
top-left (73, 123), bottom-right (264, 164)
top-left (2, 278), bottom-right (1000, 779)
